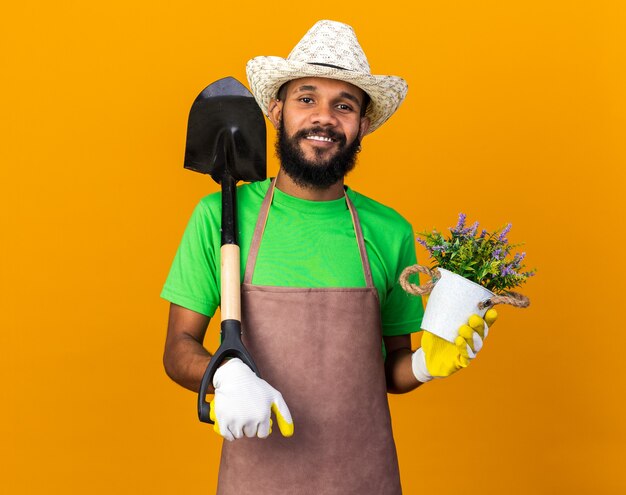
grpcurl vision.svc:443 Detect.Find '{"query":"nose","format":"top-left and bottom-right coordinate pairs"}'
top-left (310, 103), bottom-right (338, 127)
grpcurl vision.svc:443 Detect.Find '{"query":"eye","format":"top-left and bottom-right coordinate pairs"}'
top-left (336, 103), bottom-right (354, 112)
top-left (299, 97), bottom-right (314, 104)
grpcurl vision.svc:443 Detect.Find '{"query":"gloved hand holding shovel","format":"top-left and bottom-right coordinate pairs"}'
top-left (210, 358), bottom-right (294, 441)
top-left (411, 310), bottom-right (498, 383)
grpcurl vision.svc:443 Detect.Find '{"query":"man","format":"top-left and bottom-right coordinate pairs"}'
top-left (162, 20), bottom-right (497, 494)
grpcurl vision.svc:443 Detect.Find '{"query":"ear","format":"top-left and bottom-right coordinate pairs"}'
top-left (358, 116), bottom-right (371, 140)
top-left (267, 98), bottom-right (283, 129)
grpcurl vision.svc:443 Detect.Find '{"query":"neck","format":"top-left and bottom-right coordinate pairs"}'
top-left (275, 170), bottom-right (345, 201)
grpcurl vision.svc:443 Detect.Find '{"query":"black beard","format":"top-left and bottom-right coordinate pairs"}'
top-left (276, 124), bottom-right (361, 189)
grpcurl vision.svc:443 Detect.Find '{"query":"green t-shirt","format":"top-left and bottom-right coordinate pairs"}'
top-left (161, 179), bottom-right (423, 337)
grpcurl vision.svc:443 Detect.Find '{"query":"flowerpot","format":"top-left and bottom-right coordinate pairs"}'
top-left (420, 268), bottom-right (495, 343)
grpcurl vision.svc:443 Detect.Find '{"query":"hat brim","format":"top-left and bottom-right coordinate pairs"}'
top-left (246, 56), bottom-right (408, 134)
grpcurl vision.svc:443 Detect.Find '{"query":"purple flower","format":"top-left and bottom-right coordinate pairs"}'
top-left (500, 265), bottom-right (516, 277)
top-left (512, 252), bottom-right (526, 267)
top-left (498, 223), bottom-right (512, 242)
top-left (493, 248), bottom-right (504, 260)
top-left (416, 237), bottom-right (429, 249)
top-left (468, 221), bottom-right (479, 236)
top-left (450, 213), bottom-right (467, 234)
top-left (432, 245), bottom-right (446, 252)
top-left (479, 229), bottom-right (488, 239)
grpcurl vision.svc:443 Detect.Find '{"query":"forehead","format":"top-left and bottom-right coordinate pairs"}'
top-left (283, 77), bottom-right (366, 102)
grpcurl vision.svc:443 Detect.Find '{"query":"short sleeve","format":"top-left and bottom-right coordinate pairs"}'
top-left (380, 227), bottom-right (424, 337)
top-left (160, 200), bottom-right (220, 317)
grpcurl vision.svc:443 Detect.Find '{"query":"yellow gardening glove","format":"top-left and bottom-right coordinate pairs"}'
top-left (411, 309), bottom-right (498, 382)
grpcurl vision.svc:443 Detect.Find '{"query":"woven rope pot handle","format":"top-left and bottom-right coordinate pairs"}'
top-left (398, 265), bottom-right (440, 296)
top-left (399, 264), bottom-right (531, 310)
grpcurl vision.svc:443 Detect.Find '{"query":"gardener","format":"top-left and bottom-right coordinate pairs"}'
top-left (162, 20), bottom-right (497, 494)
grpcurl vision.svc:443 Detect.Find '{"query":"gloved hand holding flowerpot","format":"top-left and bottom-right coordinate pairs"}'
top-left (401, 213), bottom-right (534, 365)
top-left (411, 310), bottom-right (497, 382)
top-left (210, 358), bottom-right (294, 441)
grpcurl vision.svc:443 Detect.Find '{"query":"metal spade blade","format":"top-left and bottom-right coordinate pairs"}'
top-left (184, 76), bottom-right (266, 184)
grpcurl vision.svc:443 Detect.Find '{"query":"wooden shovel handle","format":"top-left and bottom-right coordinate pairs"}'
top-left (220, 244), bottom-right (241, 321)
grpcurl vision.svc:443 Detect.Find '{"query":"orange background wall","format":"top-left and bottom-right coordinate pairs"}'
top-left (2, 2), bottom-right (625, 494)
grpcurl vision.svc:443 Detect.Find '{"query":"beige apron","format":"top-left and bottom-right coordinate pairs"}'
top-left (217, 179), bottom-right (402, 494)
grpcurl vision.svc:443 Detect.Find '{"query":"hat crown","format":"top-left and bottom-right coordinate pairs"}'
top-left (287, 20), bottom-right (371, 74)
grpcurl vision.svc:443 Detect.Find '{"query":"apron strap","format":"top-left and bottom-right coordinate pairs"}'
top-left (244, 178), bottom-right (276, 284)
top-left (345, 192), bottom-right (375, 289)
top-left (244, 178), bottom-right (375, 288)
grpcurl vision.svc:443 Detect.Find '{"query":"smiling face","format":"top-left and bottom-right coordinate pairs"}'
top-left (268, 77), bottom-right (370, 189)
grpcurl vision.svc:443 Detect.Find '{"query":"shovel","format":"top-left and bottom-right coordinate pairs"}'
top-left (183, 76), bottom-right (266, 424)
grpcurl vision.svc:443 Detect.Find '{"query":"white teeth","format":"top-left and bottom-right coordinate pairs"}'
top-left (306, 135), bottom-right (333, 142)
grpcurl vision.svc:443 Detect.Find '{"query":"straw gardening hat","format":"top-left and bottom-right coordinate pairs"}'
top-left (246, 20), bottom-right (408, 134)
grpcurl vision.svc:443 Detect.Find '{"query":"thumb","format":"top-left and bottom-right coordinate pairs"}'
top-left (271, 394), bottom-right (294, 438)
top-left (210, 399), bottom-right (225, 438)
